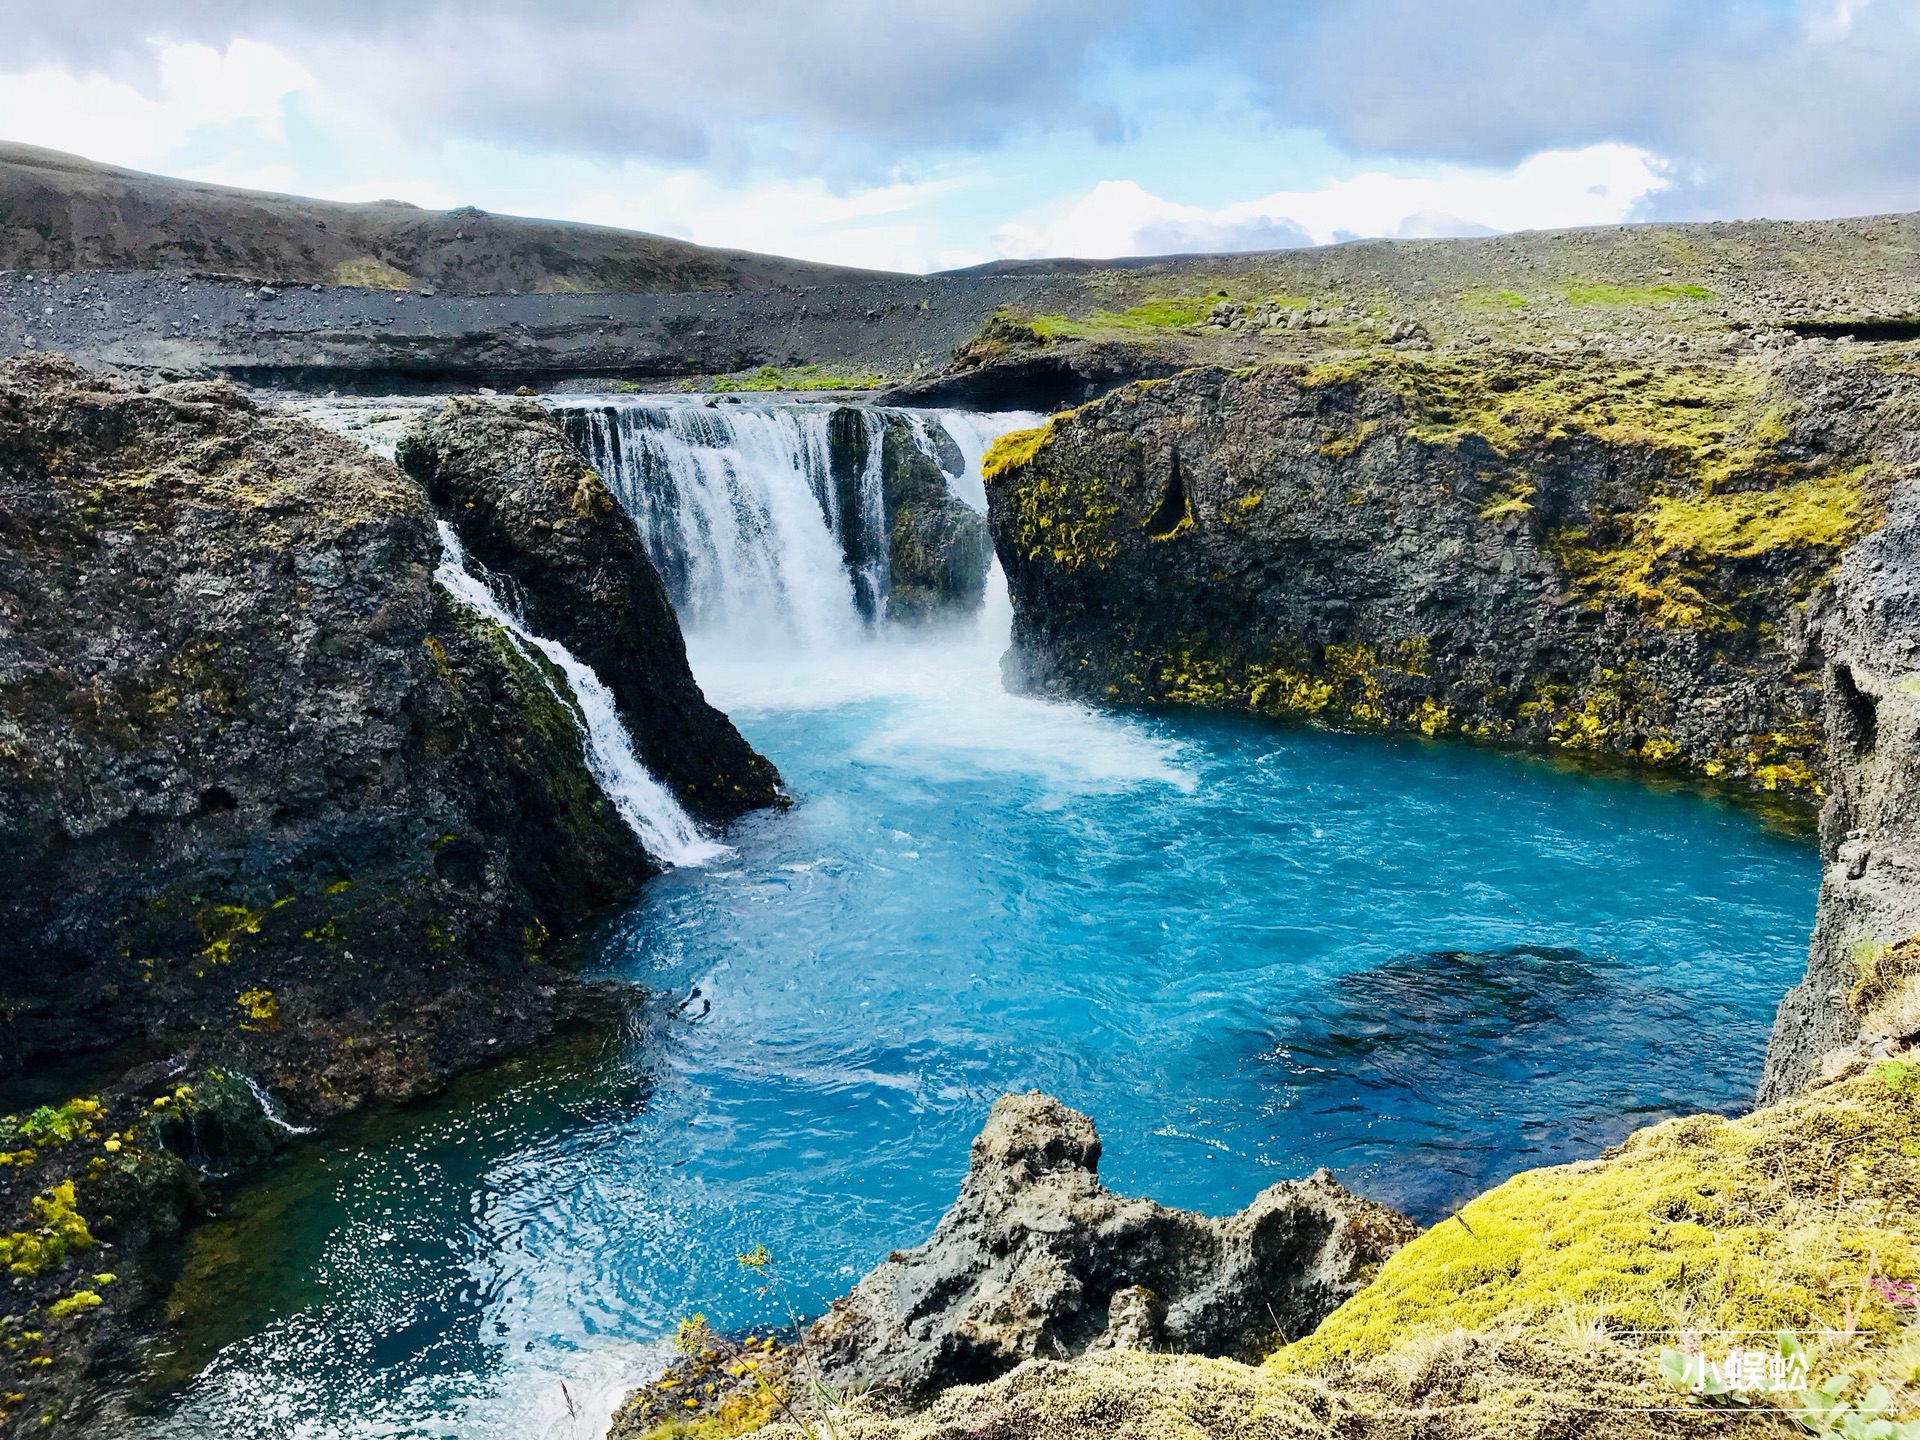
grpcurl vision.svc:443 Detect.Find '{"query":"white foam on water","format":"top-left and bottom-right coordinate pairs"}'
top-left (433, 522), bottom-right (726, 868)
top-left (562, 394), bottom-right (1191, 794)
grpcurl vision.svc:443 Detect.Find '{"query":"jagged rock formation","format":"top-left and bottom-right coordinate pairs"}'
top-left (395, 398), bottom-right (781, 818)
top-left (0, 354), bottom-right (663, 1103)
top-left (985, 348), bottom-right (1920, 799)
top-left (802, 1092), bottom-right (1415, 1402)
top-left (749, 1058), bottom-right (1920, 1440)
top-left (1762, 454), bottom-right (1920, 1096)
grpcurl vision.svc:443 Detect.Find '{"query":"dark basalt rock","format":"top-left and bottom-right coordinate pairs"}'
top-left (985, 353), bottom-right (1920, 799)
top-left (825, 408), bottom-right (991, 625)
top-left (0, 353), bottom-right (649, 1104)
top-left (803, 1091), bottom-right (1415, 1402)
top-left (878, 418), bottom-right (991, 625)
top-left (395, 398), bottom-right (782, 819)
top-left (1762, 447), bottom-right (1920, 1097)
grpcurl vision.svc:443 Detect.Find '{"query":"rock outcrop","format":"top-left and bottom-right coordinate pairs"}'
top-left (395, 398), bottom-right (781, 819)
top-left (0, 355), bottom-right (658, 1102)
top-left (985, 349), bottom-right (1920, 799)
top-left (803, 1092), bottom-right (1415, 1401)
top-left (824, 408), bottom-right (991, 625)
top-left (748, 1057), bottom-right (1920, 1440)
top-left (1762, 447), bottom-right (1920, 1096)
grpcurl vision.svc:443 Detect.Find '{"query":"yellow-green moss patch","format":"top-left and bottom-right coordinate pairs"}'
top-left (981, 424), bottom-right (1055, 483)
top-left (0, 1183), bottom-right (94, 1278)
top-left (1556, 466), bottom-right (1878, 629)
top-left (1270, 1061), bottom-right (1920, 1391)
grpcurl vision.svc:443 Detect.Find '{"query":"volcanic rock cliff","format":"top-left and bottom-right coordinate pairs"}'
top-left (983, 348), bottom-right (1919, 799)
top-left (1, 355), bottom-right (689, 1102)
top-left (0, 354), bottom-right (782, 1433)
top-left (980, 341), bottom-right (1920, 1100)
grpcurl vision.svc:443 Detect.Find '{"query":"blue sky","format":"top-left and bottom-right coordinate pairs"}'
top-left (0, 1), bottom-right (1913, 272)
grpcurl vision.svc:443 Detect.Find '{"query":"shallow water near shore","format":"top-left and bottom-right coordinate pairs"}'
top-left (129, 586), bottom-right (1819, 1440)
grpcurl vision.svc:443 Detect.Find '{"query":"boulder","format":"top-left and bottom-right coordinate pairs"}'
top-left (805, 1091), bottom-right (1416, 1401)
top-left (824, 408), bottom-right (991, 625)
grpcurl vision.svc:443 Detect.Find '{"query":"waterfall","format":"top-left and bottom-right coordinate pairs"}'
top-left (562, 399), bottom-right (875, 648)
top-left (432, 521), bottom-right (726, 868)
top-left (239, 1074), bottom-right (315, 1136)
top-left (558, 396), bottom-right (1043, 650)
top-left (923, 408), bottom-right (1047, 514)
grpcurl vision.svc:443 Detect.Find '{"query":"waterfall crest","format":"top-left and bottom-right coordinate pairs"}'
top-left (558, 396), bottom-right (1044, 650)
top-left (432, 520), bottom-right (725, 867)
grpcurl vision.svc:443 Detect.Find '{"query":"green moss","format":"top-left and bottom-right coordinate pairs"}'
top-left (1460, 288), bottom-right (1529, 311)
top-left (711, 364), bottom-right (883, 392)
top-left (1301, 351), bottom-right (1773, 487)
top-left (236, 987), bottom-right (280, 1033)
top-left (331, 256), bottom-right (414, 290)
top-left (1564, 281), bottom-right (1716, 305)
top-left (981, 424), bottom-right (1057, 484)
top-left (195, 904), bottom-right (265, 966)
top-left (1004, 469), bottom-right (1123, 571)
top-left (0, 1183), bottom-right (94, 1278)
top-left (1026, 294), bottom-right (1225, 340)
top-left (0, 1101), bottom-right (102, 1154)
top-left (46, 1291), bottom-right (100, 1321)
top-left (1556, 466), bottom-right (1878, 630)
top-left (1269, 1063), bottom-right (1920, 1377)
top-left (1853, 932), bottom-right (1920, 1038)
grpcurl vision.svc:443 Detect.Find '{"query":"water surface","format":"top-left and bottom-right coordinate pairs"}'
top-left (137, 615), bottom-right (1817, 1440)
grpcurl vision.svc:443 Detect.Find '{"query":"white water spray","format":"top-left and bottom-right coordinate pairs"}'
top-left (564, 399), bottom-right (879, 647)
top-left (432, 521), bottom-right (726, 867)
top-left (915, 408), bottom-right (1047, 514)
top-left (559, 396), bottom-right (1043, 650)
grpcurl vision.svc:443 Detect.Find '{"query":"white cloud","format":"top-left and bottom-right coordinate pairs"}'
top-left (996, 144), bottom-right (1673, 259)
top-left (0, 40), bottom-right (308, 171)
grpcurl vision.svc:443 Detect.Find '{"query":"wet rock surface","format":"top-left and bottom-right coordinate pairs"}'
top-left (0, 354), bottom-right (652, 1103)
top-left (802, 1092), bottom-right (1415, 1402)
top-left (822, 408), bottom-right (992, 624)
top-left (395, 398), bottom-right (782, 819)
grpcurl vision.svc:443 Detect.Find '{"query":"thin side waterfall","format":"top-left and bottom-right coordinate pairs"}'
top-left (925, 408), bottom-right (1047, 513)
top-left (432, 520), bottom-right (725, 867)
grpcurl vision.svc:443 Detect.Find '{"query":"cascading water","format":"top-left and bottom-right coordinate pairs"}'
top-left (557, 397), bottom-right (1042, 648)
top-left (562, 399), bottom-right (877, 646)
top-left (432, 520), bottom-right (725, 868)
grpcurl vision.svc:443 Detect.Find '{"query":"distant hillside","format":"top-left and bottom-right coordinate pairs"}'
top-left (0, 142), bottom-right (888, 295)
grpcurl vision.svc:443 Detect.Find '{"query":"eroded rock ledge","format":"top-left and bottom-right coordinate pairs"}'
top-left (808, 1093), bottom-right (1414, 1399)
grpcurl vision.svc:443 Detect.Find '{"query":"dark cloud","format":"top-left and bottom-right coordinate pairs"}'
top-left (0, 1), bottom-right (1134, 166)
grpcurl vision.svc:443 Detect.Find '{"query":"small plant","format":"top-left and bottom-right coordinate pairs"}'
top-left (1879, 1060), bottom-right (1919, 1093)
top-left (652, 1247), bottom-right (849, 1440)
